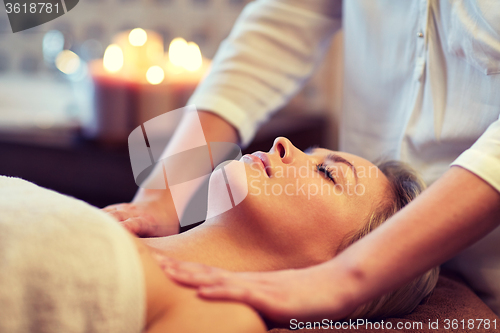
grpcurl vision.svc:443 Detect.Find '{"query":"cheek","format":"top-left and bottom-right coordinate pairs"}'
top-left (282, 181), bottom-right (352, 236)
top-left (296, 198), bottom-right (355, 257)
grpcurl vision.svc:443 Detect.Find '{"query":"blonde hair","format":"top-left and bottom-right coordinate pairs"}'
top-left (337, 161), bottom-right (440, 320)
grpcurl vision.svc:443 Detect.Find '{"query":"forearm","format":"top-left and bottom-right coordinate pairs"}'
top-left (331, 166), bottom-right (500, 310)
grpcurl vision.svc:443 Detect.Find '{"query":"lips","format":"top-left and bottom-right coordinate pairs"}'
top-left (243, 152), bottom-right (272, 177)
top-left (253, 152), bottom-right (273, 177)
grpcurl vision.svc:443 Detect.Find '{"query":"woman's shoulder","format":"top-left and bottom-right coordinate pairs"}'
top-left (147, 294), bottom-right (267, 333)
top-left (128, 235), bottom-right (266, 332)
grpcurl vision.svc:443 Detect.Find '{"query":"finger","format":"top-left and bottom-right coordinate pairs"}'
top-left (170, 259), bottom-right (221, 275)
top-left (120, 218), bottom-right (142, 235)
top-left (105, 209), bottom-right (132, 222)
top-left (102, 203), bottom-right (128, 213)
top-left (198, 284), bottom-right (253, 300)
top-left (130, 217), bottom-right (159, 237)
top-left (101, 206), bottom-right (116, 213)
top-left (165, 265), bottom-right (227, 287)
top-left (166, 269), bottom-right (225, 287)
top-left (167, 263), bottom-right (271, 286)
top-left (126, 217), bottom-right (163, 238)
top-left (150, 252), bottom-right (176, 268)
top-left (198, 285), bottom-right (277, 312)
top-left (154, 255), bottom-right (181, 269)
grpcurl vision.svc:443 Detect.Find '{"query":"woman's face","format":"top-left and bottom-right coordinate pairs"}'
top-left (207, 137), bottom-right (391, 266)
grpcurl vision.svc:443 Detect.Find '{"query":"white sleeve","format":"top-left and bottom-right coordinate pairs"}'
top-left (451, 116), bottom-right (500, 192)
top-left (188, 0), bottom-right (342, 147)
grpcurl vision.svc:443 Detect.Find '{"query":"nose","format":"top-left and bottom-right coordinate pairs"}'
top-left (271, 137), bottom-right (296, 164)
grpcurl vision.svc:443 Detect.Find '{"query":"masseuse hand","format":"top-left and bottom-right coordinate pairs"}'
top-left (103, 189), bottom-right (179, 237)
top-left (161, 258), bottom-right (357, 323)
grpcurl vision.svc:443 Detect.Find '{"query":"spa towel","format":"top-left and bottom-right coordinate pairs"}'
top-left (0, 176), bottom-right (145, 333)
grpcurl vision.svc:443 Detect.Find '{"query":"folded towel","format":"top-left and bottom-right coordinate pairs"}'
top-left (0, 176), bottom-right (145, 333)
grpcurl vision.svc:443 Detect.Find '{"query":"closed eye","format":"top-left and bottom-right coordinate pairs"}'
top-left (316, 163), bottom-right (336, 185)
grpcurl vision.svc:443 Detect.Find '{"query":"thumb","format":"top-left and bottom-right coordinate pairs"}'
top-left (120, 218), bottom-right (142, 236)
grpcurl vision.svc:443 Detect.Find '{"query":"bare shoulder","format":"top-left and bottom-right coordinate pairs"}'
top-left (126, 233), bottom-right (178, 327)
top-left (127, 233), bottom-right (267, 332)
top-left (148, 298), bottom-right (267, 333)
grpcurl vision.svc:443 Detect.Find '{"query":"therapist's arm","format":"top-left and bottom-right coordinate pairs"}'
top-left (163, 166), bottom-right (500, 322)
top-left (103, 110), bottom-right (238, 237)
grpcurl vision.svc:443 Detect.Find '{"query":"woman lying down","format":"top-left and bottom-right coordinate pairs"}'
top-left (0, 137), bottom-right (439, 333)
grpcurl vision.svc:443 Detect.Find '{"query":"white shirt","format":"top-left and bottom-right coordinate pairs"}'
top-left (189, 0), bottom-right (500, 313)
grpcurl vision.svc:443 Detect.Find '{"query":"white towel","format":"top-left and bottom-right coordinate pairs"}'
top-left (0, 176), bottom-right (145, 333)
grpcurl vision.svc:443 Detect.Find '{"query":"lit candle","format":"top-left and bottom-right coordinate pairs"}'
top-left (89, 31), bottom-right (211, 144)
top-left (164, 37), bottom-right (211, 86)
top-left (117, 28), bottom-right (164, 82)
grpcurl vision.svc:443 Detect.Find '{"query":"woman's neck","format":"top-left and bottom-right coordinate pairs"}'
top-left (141, 215), bottom-right (285, 272)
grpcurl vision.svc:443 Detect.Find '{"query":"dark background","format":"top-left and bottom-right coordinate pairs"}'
top-left (0, 113), bottom-right (326, 208)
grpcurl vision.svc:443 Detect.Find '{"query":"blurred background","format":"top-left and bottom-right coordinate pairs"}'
top-left (0, 0), bottom-right (343, 207)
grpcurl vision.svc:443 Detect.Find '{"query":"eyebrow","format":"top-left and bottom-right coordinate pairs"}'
top-left (305, 147), bottom-right (358, 182)
top-left (325, 153), bottom-right (358, 182)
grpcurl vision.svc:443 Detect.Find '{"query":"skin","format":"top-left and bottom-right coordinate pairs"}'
top-left (130, 136), bottom-right (391, 331)
top-left (127, 235), bottom-right (267, 333)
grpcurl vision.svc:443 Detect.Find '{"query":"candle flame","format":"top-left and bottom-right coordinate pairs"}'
top-left (184, 42), bottom-right (203, 72)
top-left (168, 38), bottom-right (203, 71)
top-left (129, 28), bottom-right (148, 47)
top-left (103, 44), bottom-right (124, 73)
top-left (146, 65), bottom-right (165, 85)
top-left (169, 38), bottom-right (188, 67)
